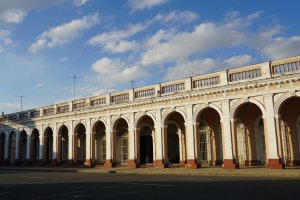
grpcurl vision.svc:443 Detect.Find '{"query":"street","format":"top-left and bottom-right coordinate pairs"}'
top-left (0, 170), bottom-right (299, 199)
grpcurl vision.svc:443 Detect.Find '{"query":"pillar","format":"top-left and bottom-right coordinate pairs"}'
top-left (52, 125), bottom-right (57, 166)
top-left (264, 95), bottom-right (285, 169)
top-left (221, 100), bottom-right (238, 169)
top-left (85, 119), bottom-right (92, 167)
top-left (128, 113), bottom-right (137, 168)
top-left (26, 135), bottom-right (31, 165)
top-left (185, 105), bottom-right (199, 169)
top-left (68, 122), bottom-right (74, 166)
top-left (38, 134), bottom-right (43, 166)
top-left (14, 131), bottom-right (20, 165)
top-left (4, 132), bottom-right (9, 163)
top-left (104, 116), bottom-right (114, 168)
top-left (153, 109), bottom-right (165, 167)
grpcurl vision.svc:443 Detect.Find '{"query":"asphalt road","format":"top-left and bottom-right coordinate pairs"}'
top-left (0, 170), bottom-right (299, 200)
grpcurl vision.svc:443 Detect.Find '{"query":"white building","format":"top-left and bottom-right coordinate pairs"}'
top-left (1, 56), bottom-right (300, 169)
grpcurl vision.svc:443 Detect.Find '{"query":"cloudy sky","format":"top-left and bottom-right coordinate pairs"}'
top-left (1, 0), bottom-right (300, 114)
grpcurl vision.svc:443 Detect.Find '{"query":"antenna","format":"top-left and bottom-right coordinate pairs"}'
top-left (73, 75), bottom-right (77, 101)
top-left (130, 80), bottom-right (136, 89)
top-left (66, 75), bottom-right (81, 101)
top-left (16, 96), bottom-right (29, 112)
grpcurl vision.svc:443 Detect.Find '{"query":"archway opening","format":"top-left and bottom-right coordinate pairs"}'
top-left (8, 132), bottom-right (16, 164)
top-left (113, 118), bottom-right (129, 165)
top-left (43, 127), bottom-right (53, 164)
top-left (278, 96), bottom-right (300, 166)
top-left (31, 129), bottom-right (40, 164)
top-left (74, 123), bottom-right (86, 165)
top-left (0, 132), bottom-right (5, 164)
top-left (140, 126), bottom-right (153, 164)
top-left (234, 102), bottom-right (265, 166)
top-left (164, 111), bottom-right (186, 165)
top-left (19, 131), bottom-right (27, 163)
top-left (136, 115), bottom-right (154, 166)
top-left (196, 107), bottom-right (223, 166)
top-left (92, 121), bottom-right (106, 165)
top-left (58, 125), bottom-right (68, 164)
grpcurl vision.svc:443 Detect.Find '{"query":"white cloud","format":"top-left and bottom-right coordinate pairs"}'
top-left (2, 10), bottom-right (27, 24)
top-left (88, 23), bottom-right (145, 53)
top-left (29, 13), bottom-right (99, 53)
top-left (0, 29), bottom-right (13, 53)
top-left (152, 10), bottom-right (199, 24)
top-left (224, 55), bottom-right (252, 67)
top-left (163, 58), bottom-right (217, 81)
top-left (163, 55), bottom-right (253, 81)
top-left (91, 57), bottom-right (149, 87)
top-left (35, 83), bottom-right (44, 88)
top-left (74, 0), bottom-right (89, 7)
top-left (0, 102), bottom-right (20, 113)
top-left (59, 57), bottom-right (68, 63)
top-left (141, 22), bottom-right (245, 66)
top-left (92, 57), bottom-right (125, 74)
top-left (128, 0), bottom-right (169, 11)
top-left (0, 0), bottom-right (62, 25)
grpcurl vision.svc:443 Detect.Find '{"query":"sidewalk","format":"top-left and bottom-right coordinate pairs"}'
top-left (1, 166), bottom-right (300, 177)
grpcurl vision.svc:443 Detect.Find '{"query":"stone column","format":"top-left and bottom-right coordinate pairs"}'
top-left (14, 131), bottom-right (20, 165)
top-left (38, 134), bottom-right (43, 166)
top-left (68, 122), bottom-right (74, 167)
top-left (85, 119), bottom-right (92, 167)
top-left (128, 113), bottom-right (137, 168)
top-left (221, 99), bottom-right (238, 169)
top-left (264, 95), bottom-right (285, 169)
top-left (73, 133), bottom-right (78, 165)
top-left (91, 131), bottom-right (96, 165)
top-left (4, 131), bottom-right (9, 163)
top-left (52, 125), bottom-right (57, 166)
top-left (104, 116), bottom-right (114, 168)
top-left (153, 109), bottom-right (165, 167)
top-left (185, 104), bottom-right (199, 169)
top-left (135, 128), bottom-right (140, 164)
top-left (26, 135), bottom-right (31, 165)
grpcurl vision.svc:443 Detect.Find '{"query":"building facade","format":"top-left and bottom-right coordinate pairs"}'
top-left (1, 56), bottom-right (300, 169)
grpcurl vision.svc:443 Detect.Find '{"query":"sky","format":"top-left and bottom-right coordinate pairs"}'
top-left (1, 0), bottom-right (300, 114)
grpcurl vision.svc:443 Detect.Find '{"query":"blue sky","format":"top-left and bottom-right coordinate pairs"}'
top-left (1, 0), bottom-right (300, 114)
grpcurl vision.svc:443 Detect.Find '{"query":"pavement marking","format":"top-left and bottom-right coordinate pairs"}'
top-left (125, 183), bottom-right (176, 187)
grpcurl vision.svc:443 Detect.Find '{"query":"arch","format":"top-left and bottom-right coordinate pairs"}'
top-left (0, 132), bottom-right (6, 163)
top-left (43, 126), bottom-right (53, 163)
top-left (8, 131), bottom-right (16, 164)
top-left (74, 122), bottom-right (86, 165)
top-left (230, 98), bottom-right (266, 119)
top-left (92, 120), bottom-right (106, 133)
top-left (233, 101), bottom-right (266, 166)
top-left (135, 112), bottom-right (156, 127)
top-left (74, 122), bottom-right (87, 134)
top-left (162, 107), bottom-right (187, 125)
top-left (92, 120), bottom-right (107, 165)
top-left (112, 117), bottom-right (129, 165)
top-left (193, 104), bottom-right (223, 123)
top-left (278, 95), bottom-right (300, 166)
top-left (275, 92), bottom-right (300, 115)
top-left (111, 115), bottom-right (129, 129)
top-left (19, 130), bottom-right (28, 162)
top-left (57, 124), bottom-right (69, 164)
top-left (91, 118), bottom-right (107, 131)
top-left (30, 127), bottom-right (40, 136)
top-left (30, 128), bottom-right (40, 163)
